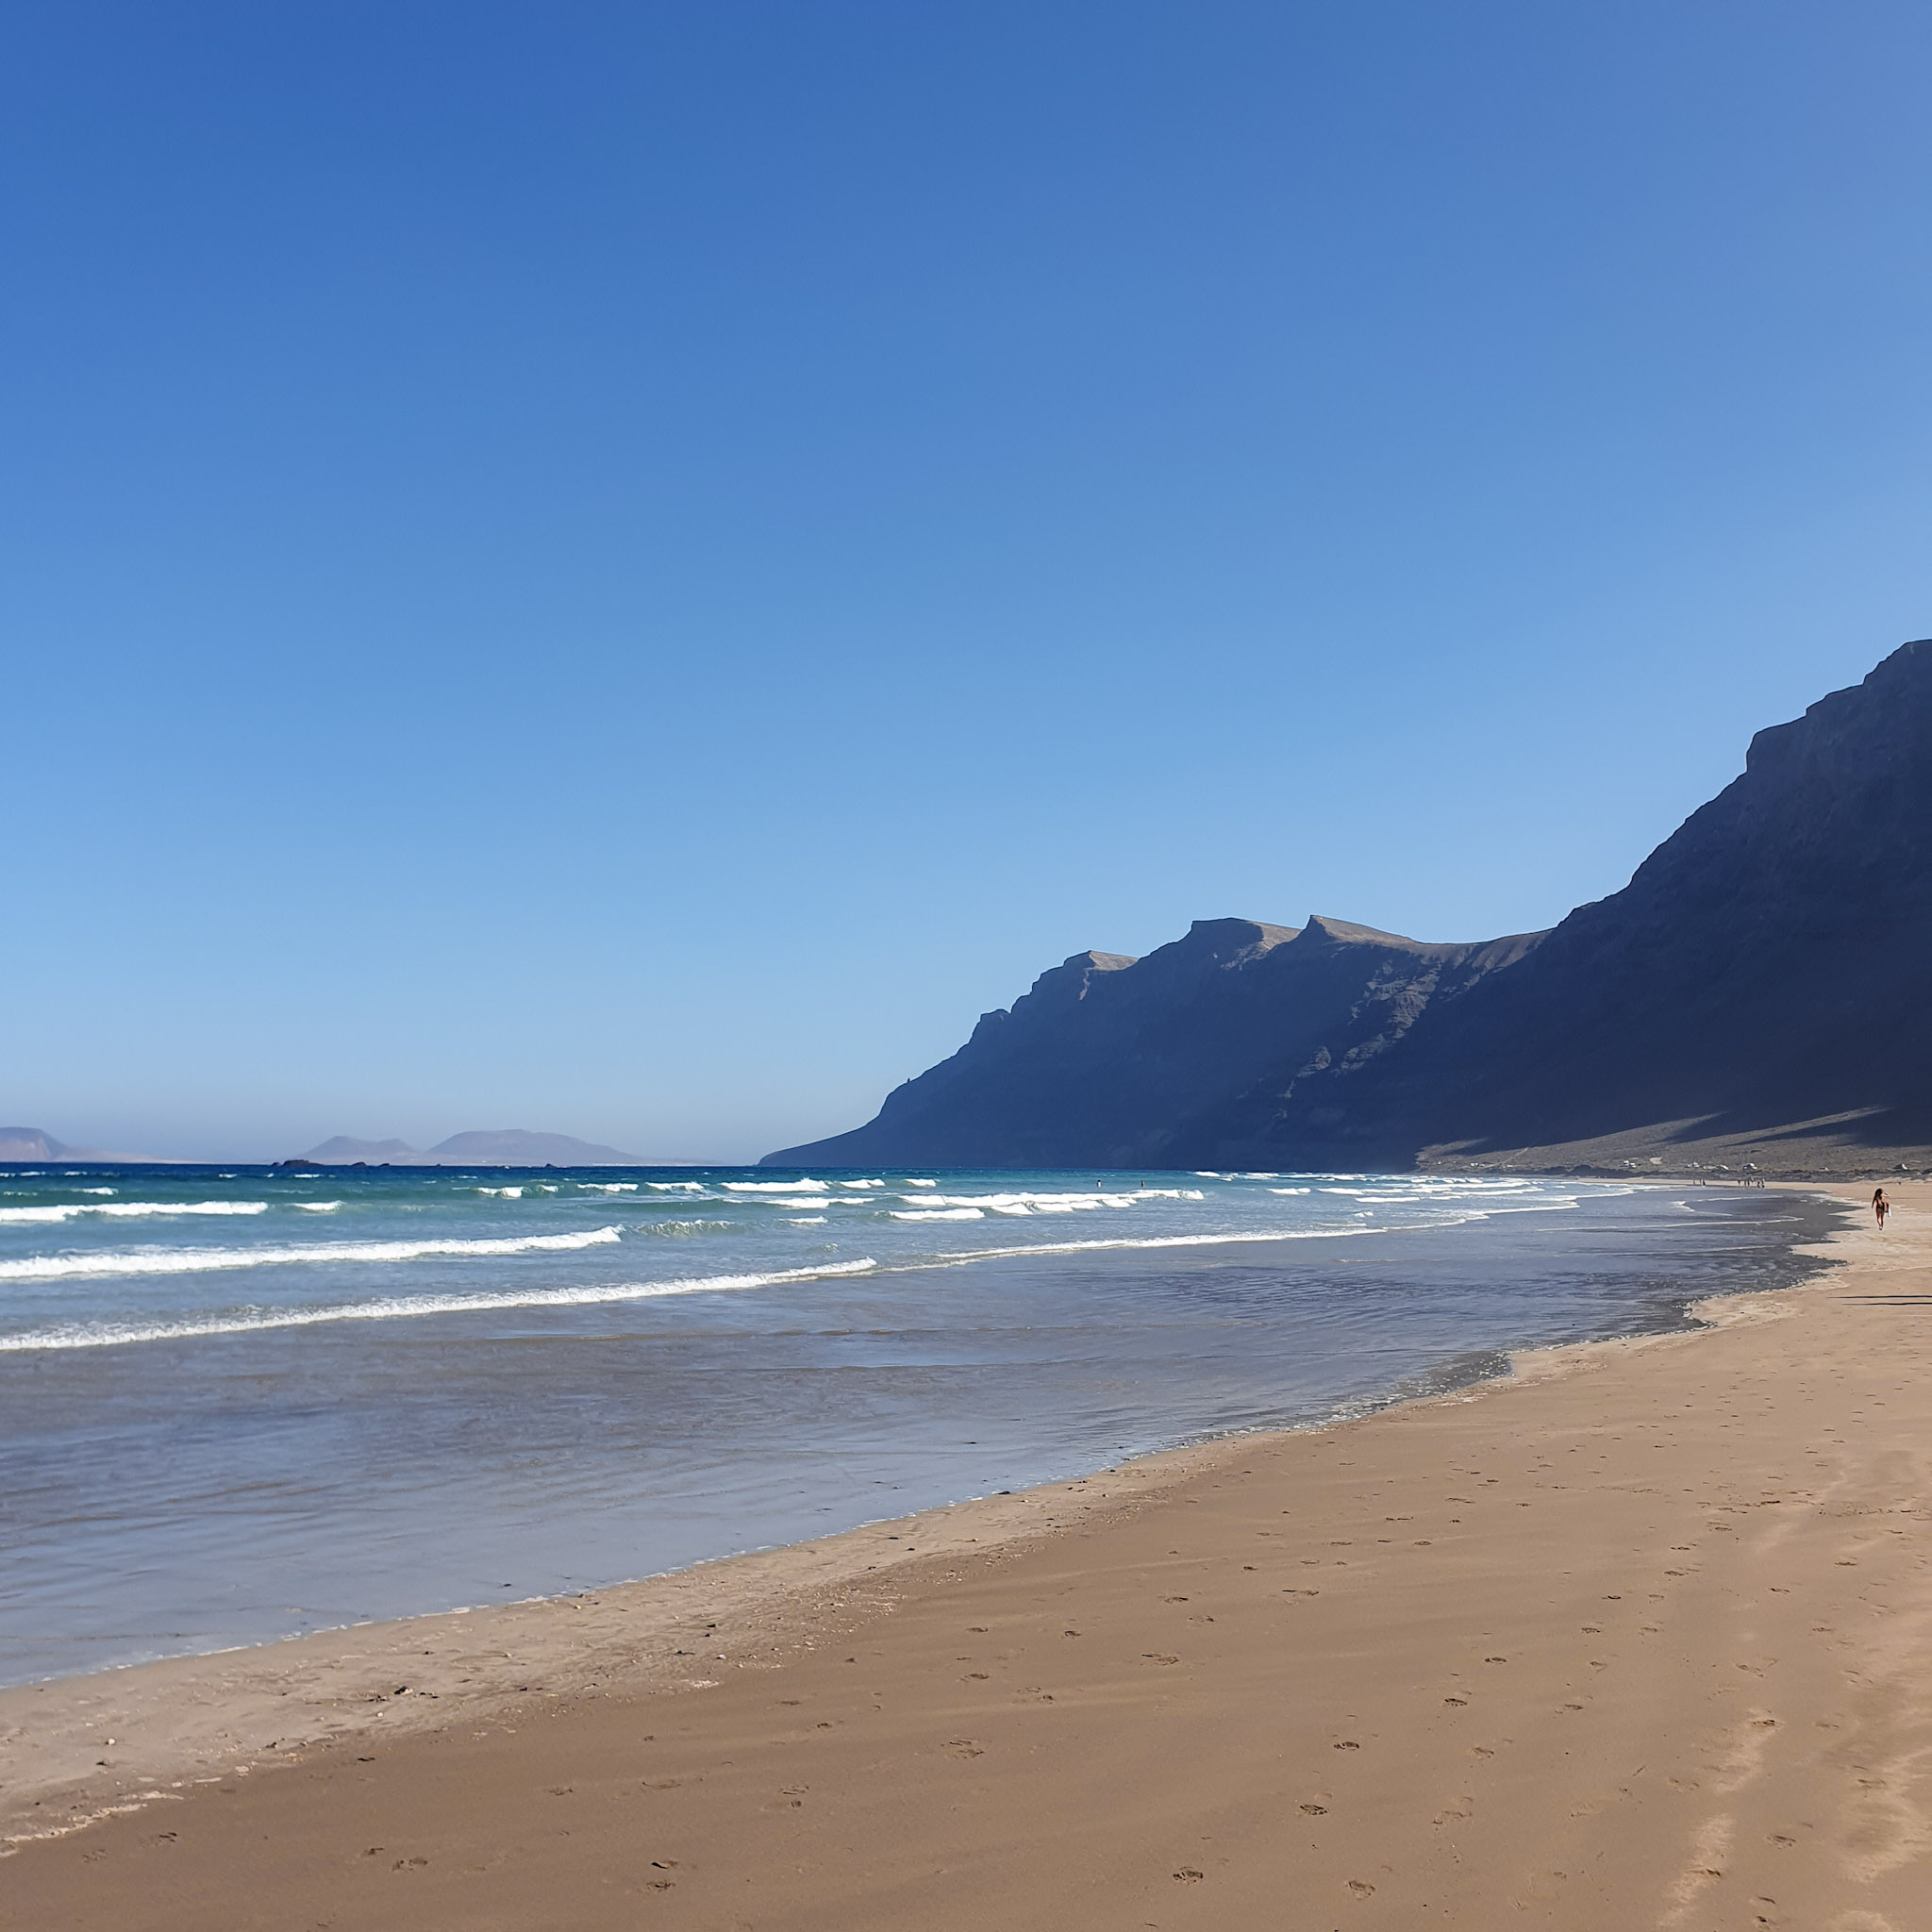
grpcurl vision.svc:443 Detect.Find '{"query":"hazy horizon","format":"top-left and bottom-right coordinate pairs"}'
top-left (8, 3), bottom-right (1930, 1161)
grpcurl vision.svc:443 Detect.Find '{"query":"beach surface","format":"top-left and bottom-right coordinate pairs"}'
top-left (6, 1181), bottom-right (1930, 1928)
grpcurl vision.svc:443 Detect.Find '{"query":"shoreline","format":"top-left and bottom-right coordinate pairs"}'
top-left (17, 1182), bottom-right (1932, 1925)
top-left (0, 1431), bottom-right (1260, 1852)
top-left (0, 1183), bottom-right (1843, 1853)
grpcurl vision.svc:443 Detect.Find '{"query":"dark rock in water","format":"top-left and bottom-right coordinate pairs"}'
top-left (766, 640), bottom-right (1932, 1175)
top-left (275, 1158), bottom-right (322, 1170)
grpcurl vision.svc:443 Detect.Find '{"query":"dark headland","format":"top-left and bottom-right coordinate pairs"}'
top-left (768, 639), bottom-right (1932, 1176)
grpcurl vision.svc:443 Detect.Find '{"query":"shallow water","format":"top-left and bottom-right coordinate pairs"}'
top-left (0, 1164), bottom-right (1837, 1684)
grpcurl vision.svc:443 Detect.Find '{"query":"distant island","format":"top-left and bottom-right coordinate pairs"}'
top-left (299, 1128), bottom-right (643, 1166)
top-left (0, 1127), bottom-right (171, 1164)
top-left (0, 1125), bottom-right (662, 1170)
top-left (766, 639), bottom-right (1932, 1177)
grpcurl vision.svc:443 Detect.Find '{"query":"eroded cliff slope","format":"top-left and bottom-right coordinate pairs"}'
top-left (765, 641), bottom-right (1932, 1174)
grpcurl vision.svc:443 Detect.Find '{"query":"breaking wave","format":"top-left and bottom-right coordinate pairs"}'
top-left (0, 1200), bottom-right (270, 1224)
top-left (0, 1225), bottom-right (625, 1283)
top-left (0, 1258), bottom-right (879, 1352)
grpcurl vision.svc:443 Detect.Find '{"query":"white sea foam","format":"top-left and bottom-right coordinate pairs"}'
top-left (646, 1181), bottom-right (711, 1193)
top-left (99, 1201), bottom-right (270, 1217)
top-left (839, 1179), bottom-right (885, 1190)
top-left (0, 1258), bottom-right (880, 1352)
top-left (575, 1183), bottom-right (639, 1193)
top-left (0, 1200), bottom-right (270, 1224)
top-left (1270, 1187), bottom-right (1313, 1195)
top-left (0, 1226), bottom-right (624, 1284)
top-left (891, 1208), bottom-right (986, 1222)
top-left (934, 1214), bottom-right (1517, 1268)
top-left (786, 1216), bottom-right (827, 1225)
top-left (723, 1179), bottom-right (830, 1193)
top-left (904, 1177), bottom-right (939, 1188)
top-left (895, 1191), bottom-right (1145, 1213)
top-left (295, 1202), bottom-right (342, 1212)
top-left (477, 1186), bottom-right (524, 1198)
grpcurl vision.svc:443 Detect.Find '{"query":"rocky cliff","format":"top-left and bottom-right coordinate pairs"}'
top-left (1241, 638), bottom-right (1932, 1172)
top-left (764, 915), bottom-right (1543, 1169)
top-left (765, 640), bottom-right (1932, 1174)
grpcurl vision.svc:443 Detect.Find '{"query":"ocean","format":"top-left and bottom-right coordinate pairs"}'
top-left (0, 1163), bottom-right (1836, 1686)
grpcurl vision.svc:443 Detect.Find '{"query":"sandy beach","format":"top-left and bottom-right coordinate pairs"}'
top-left (6, 1181), bottom-right (1930, 1928)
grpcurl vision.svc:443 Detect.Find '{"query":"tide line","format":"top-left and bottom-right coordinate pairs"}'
top-left (0, 1226), bottom-right (625, 1284)
top-left (0, 1259), bottom-right (880, 1352)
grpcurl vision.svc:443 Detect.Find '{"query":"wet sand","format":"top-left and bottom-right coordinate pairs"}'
top-left (7, 1182), bottom-right (1931, 1928)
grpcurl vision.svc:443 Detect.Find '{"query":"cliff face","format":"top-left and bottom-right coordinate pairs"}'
top-left (764, 641), bottom-right (1932, 1174)
top-left (763, 915), bottom-right (1544, 1169)
top-left (1241, 638), bottom-right (1932, 1168)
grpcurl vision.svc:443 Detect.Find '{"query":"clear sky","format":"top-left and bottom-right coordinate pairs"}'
top-left (6, 1), bottom-right (1930, 1161)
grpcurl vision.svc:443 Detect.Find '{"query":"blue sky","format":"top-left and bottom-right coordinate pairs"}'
top-left (6, 1), bottom-right (1930, 1160)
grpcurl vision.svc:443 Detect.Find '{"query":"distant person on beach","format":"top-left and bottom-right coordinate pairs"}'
top-left (1874, 1188), bottom-right (1890, 1229)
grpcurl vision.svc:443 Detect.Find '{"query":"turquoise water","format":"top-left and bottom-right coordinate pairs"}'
top-left (0, 1164), bottom-right (1834, 1684)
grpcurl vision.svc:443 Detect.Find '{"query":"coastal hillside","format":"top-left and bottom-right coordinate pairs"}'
top-left (761, 916), bottom-right (1543, 1169)
top-left (766, 640), bottom-right (1932, 1174)
top-left (1257, 636), bottom-right (1932, 1173)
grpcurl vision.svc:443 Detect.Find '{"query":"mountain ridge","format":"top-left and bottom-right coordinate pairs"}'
top-left (766, 640), bottom-right (1932, 1175)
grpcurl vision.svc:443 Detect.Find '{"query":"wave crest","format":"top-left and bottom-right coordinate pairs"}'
top-left (0, 1225), bottom-right (624, 1283)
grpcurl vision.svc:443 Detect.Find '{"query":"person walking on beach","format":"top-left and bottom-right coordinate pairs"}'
top-left (1874, 1187), bottom-right (1891, 1229)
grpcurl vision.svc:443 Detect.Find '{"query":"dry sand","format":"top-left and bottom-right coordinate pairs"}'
top-left (6, 1181), bottom-right (1932, 1928)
